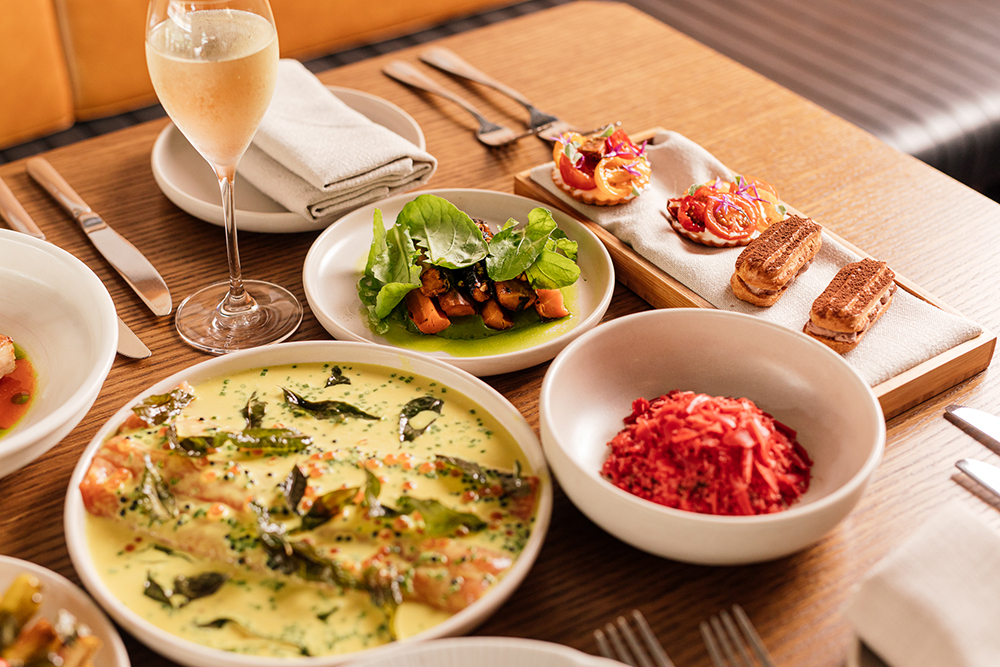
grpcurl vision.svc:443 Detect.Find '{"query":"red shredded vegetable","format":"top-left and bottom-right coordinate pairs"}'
top-left (601, 390), bottom-right (812, 516)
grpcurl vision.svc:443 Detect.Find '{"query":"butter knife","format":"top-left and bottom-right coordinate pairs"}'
top-left (26, 157), bottom-right (172, 317)
top-left (944, 404), bottom-right (1000, 455)
top-left (0, 175), bottom-right (151, 359)
top-left (956, 459), bottom-right (1000, 501)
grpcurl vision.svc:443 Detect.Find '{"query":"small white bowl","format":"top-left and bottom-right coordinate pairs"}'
top-left (0, 229), bottom-right (118, 477)
top-left (0, 555), bottom-right (130, 667)
top-left (65, 340), bottom-right (552, 667)
top-left (539, 309), bottom-right (885, 565)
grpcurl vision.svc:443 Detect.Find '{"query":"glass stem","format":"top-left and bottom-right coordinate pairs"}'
top-left (215, 165), bottom-right (255, 317)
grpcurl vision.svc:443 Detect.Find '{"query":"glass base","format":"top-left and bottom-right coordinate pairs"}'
top-left (175, 280), bottom-right (302, 355)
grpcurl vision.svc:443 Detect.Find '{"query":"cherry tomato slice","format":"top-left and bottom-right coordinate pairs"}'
top-left (704, 194), bottom-right (757, 240)
top-left (594, 156), bottom-right (651, 199)
top-left (557, 152), bottom-right (597, 190)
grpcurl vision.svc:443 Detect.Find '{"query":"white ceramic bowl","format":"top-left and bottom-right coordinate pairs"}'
top-left (65, 341), bottom-right (552, 667)
top-left (0, 229), bottom-right (118, 477)
top-left (539, 309), bottom-right (885, 565)
top-left (0, 555), bottom-right (130, 667)
top-left (346, 636), bottom-right (620, 667)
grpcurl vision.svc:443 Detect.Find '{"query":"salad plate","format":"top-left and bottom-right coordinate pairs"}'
top-left (302, 189), bottom-right (615, 377)
top-left (0, 555), bottom-right (131, 667)
top-left (64, 340), bottom-right (552, 667)
top-left (150, 87), bottom-right (425, 233)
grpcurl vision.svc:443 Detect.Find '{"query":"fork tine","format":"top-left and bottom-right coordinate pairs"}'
top-left (733, 605), bottom-right (776, 667)
top-left (710, 615), bottom-right (746, 667)
top-left (595, 628), bottom-right (616, 662)
top-left (720, 610), bottom-right (755, 667)
top-left (700, 620), bottom-right (728, 667)
top-left (630, 610), bottom-right (675, 667)
top-left (604, 621), bottom-right (638, 666)
top-left (616, 615), bottom-right (654, 667)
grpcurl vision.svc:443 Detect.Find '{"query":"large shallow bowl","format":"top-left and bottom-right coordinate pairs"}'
top-left (0, 229), bottom-right (118, 477)
top-left (0, 555), bottom-right (130, 667)
top-left (539, 309), bottom-right (885, 565)
top-left (65, 341), bottom-right (552, 667)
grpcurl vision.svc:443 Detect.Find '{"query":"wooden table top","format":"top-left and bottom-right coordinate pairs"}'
top-left (3, 2), bottom-right (1000, 665)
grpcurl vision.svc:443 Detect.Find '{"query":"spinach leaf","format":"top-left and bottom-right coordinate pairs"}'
top-left (242, 392), bottom-right (266, 428)
top-left (485, 207), bottom-right (558, 282)
top-left (131, 386), bottom-right (194, 426)
top-left (325, 366), bottom-right (351, 387)
top-left (398, 194), bottom-right (488, 269)
top-left (394, 496), bottom-right (486, 536)
top-left (398, 396), bottom-right (444, 443)
top-left (359, 209), bottom-right (422, 325)
top-left (281, 387), bottom-right (379, 423)
top-left (523, 246), bottom-right (580, 290)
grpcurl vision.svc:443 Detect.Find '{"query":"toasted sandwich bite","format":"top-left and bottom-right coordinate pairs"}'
top-left (804, 258), bottom-right (896, 353)
top-left (731, 215), bottom-right (822, 307)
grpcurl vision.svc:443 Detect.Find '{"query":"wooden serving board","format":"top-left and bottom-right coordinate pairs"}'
top-left (513, 129), bottom-right (996, 420)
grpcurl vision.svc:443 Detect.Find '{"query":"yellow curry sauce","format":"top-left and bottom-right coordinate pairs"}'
top-left (81, 362), bottom-right (538, 657)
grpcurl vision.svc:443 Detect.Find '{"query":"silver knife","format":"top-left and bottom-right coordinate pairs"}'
top-left (0, 176), bottom-right (151, 359)
top-left (956, 459), bottom-right (1000, 501)
top-left (26, 157), bottom-right (172, 317)
top-left (0, 176), bottom-right (46, 240)
top-left (944, 404), bottom-right (1000, 455)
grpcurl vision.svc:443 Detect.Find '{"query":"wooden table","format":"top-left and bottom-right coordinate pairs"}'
top-left (3, 2), bottom-right (1000, 665)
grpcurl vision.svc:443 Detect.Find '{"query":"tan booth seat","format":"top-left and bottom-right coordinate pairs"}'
top-left (0, 0), bottom-right (75, 148)
top-left (0, 0), bottom-right (512, 148)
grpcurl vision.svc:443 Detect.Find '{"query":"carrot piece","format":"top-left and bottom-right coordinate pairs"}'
top-left (405, 289), bottom-right (451, 334)
top-left (437, 288), bottom-right (476, 317)
top-left (534, 289), bottom-right (570, 319)
top-left (480, 299), bottom-right (514, 330)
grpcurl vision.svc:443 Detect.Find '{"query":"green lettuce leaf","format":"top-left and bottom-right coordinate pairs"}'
top-left (399, 194), bottom-right (488, 269)
top-left (485, 207), bottom-right (558, 282)
top-left (524, 246), bottom-right (580, 290)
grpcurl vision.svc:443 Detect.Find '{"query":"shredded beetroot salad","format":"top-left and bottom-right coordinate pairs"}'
top-left (601, 390), bottom-right (813, 516)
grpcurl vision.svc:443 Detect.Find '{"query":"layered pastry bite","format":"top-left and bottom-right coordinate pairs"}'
top-left (731, 215), bottom-right (822, 306)
top-left (804, 257), bottom-right (896, 353)
top-left (666, 175), bottom-right (786, 247)
top-left (551, 127), bottom-right (651, 205)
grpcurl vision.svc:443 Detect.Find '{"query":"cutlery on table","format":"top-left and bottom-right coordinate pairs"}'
top-left (383, 60), bottom-right (527, 148)
top-left (944, 404), bottom-right (1000, 454)
top-left (700, 605), bottom-right (775, 667)
top-left (0, 173), bottom-right (151, 359)
top-left (594, 609), bottom-right (675, 667)
top-left (956, 458), bottom-right (1000, 501)
top-left (26, 157), bottom-right (172, 317)
top-left (419, 45), bottom-right (576, 140)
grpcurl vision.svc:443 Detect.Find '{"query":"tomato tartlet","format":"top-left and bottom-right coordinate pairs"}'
top-left (551, 127), bottom-right (651, 206)
top-left (666, 176), bottom-right (786, 247)
top-left (601, 390), bottom-right (812, 516)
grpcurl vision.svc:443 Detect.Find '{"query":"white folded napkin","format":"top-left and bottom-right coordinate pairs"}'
top-left (842, 501), bottom-right (1000, 667)
top-left (238, 59), bottom-right (437, 222)
top-left (530, 131), bottom-right (984, 386)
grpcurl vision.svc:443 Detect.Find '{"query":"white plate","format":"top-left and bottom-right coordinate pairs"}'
top-left (347, 636), bottom-right (620, 667)
top-left (65, 340), bottom-right (553, 667)
top-left (150, 87), bottom-right (425, 234)
top-left (0, 229), bottom-right (118, 478)
top-left (302, 189), bottom-right (615, 377)
top-left (0, 555), bottom-right (130, 667)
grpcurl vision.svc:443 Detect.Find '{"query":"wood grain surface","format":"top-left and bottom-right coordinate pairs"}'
top-left (3, 3), bottom-right (1000, 666)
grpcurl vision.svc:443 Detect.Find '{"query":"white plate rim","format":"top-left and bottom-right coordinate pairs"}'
top-left (344, 636), bottom-right (621, 667)
top-left (0, 554), bottom-right (131, 667)
top-left (64, 340), bottom-right (553, 667)
top-left (150, 86), bottom-right (426, 234)
top-left (301, 188), bottom-right (616, 377)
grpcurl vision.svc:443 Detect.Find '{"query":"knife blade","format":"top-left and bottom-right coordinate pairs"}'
top-left (0, 176), bottom-right (46, 240)
top-left (0, 178), bottom-right (152, 359)
top-left (26, 157), bottom-right (172, 317)
top-left (944, 405), bottom-right (1000, 455)
top-left (117, 317), bottom-right (151, 359)
top-left (956, 459), bottom-right (1000, 501)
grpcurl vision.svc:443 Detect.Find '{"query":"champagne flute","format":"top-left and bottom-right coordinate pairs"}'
top-left (146, 0), bottom-right (301, 354)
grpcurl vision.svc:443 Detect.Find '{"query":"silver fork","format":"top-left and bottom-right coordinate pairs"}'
top-left (700, 605), bottom-right (776, 667)
top-left (594, 610), bottom-right (676, 667)
top-left (418, 46), bottom-right (579, 140)
top-left (382, 60), bottom-right (526, 148)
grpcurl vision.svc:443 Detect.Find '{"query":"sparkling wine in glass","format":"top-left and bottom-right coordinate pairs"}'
top-left (146, 0), bottom-right (301, 354)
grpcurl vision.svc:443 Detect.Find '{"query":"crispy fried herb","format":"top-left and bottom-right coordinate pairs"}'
top-left (281, 387), bottom-right (380, 423)
top-left (436, 455), bottom-right (530, 498)
top-left (280, 465), bottom-right (308, 515)
top-left (131, 454), bottom-right (177, 520)
top-left (196, 618), bottom-right (310, 656)
top-left (220, 428), bottom-right (312, 454)
top-left (394, 496), bottom-right (486, 536)
top-left (242, 392), bottom-right (266, 428)
top-left (325, 366), bottom-right (351, 387)
top-left (142, 573), bottom-right (172, 606)
top-left (363, 468), bottom-right (395, 520)
top-left (165, 425), bottom-right (213, 457)
top-left (132, 387), bottom-right (194, 426)
top-left (144, 571), bottom-right (229, 608)
top-left (299, 486), bottom-right (357, 532)
top-left (398, 396), bottom-right (444, 443)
